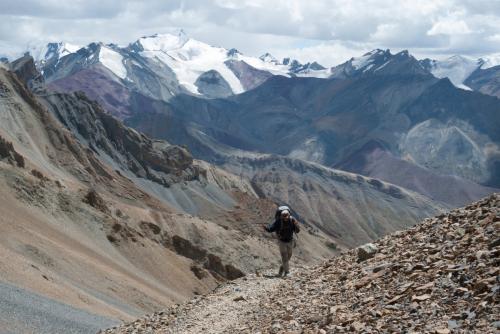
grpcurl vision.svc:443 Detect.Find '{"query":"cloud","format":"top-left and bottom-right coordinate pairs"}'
top-left (428, 18), bottom-right (473, 35)
top-left (1, 0), bottom-right (499, 64)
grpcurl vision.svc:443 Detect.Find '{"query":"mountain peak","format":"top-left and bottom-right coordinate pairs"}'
top-left (479, 53), bottom-right (500, 69)
top-left (259, 52), bottom-right (278, 64)
top-left (365, 48), bottom-right (391, 57)
top-left (26, 41), bottom-right (81, 63)
top-left (134, 30), bottom-right (189, 52)
top-left (227, 48), bottom-right (241, 57)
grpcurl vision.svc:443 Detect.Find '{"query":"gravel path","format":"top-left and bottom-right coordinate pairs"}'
top-left (166, 273), bottom-right (283, 334)
top-left (102, 269), bottom-right (294, 334)
top-left (0, 281), bottom-right (119, 334)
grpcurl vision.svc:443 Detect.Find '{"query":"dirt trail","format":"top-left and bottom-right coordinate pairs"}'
top-left (102, 269), bottom-right (295, 334)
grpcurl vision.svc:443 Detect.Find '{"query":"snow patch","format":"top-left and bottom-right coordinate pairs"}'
top-left (142, 38), bottom-right (244, 94)
top-left (99, 46), bottom-right (127, 79)
top-left (60, 42), bottom-right (80, 56)
top-left (135, 33), bottom-right (333, 93)
top-left (363, 64), bottom-right (375, 72)
top-left (136, 32), bottom-right (188, 51)
top-left (294, 68), bottom-right (331, 78)
top-left (27, 42), bottom-right (81, 62)
top-left (429, 55), bottom-right (479, 89)
top-left (351, 53), bottom-right (374, 70)
top-left (480, 53), bottom-right (500, 69)
top-left (374, 59), bottom-right (392, 72)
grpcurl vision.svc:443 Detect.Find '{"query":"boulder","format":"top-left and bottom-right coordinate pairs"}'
top-left (357, 243), bottom-right (378, 262)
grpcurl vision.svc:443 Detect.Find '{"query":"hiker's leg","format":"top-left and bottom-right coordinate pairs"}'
top-left (279, 241), bottom-right (289, 274)
top-left (284, 242), bottom-right (293, 274)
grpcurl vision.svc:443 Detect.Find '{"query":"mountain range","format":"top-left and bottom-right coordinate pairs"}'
top-left (18, 31), bottom-right (500, 99)
top-left (0, 30), bottom-right (499, 333)
top-left (11, 33), bottom-right (497, 197)
top-left (0, 51), bottom-right (448, 332)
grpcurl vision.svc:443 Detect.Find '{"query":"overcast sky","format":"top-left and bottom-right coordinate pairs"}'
top-left (1, 0), bottom-right (500, 66)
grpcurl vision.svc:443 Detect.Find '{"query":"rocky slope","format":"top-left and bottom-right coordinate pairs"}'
top-left (102, 193), bottom-right (500, 334)
top-left (465, 65), bottom-right (500, 99)
top-left (0, 59), bottom-right (337, 333)
top-left (222, 155), bottom-right (442, 248)
top-left (335, 140), bottom-right (497, 207)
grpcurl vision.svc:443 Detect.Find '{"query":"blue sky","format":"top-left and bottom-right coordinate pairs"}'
top-left (1, 0), bottom-right (500, 66)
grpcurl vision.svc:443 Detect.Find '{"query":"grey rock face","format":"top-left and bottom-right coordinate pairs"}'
top-left (400, 119), bottom-right (492, 184)
top-left (335, 140), bottom-right (497, 207)
top-left (10, 55), bottom-right (43, 88)
top-left (465, 65), bottom-right (500, 98)
top-left (41, 91), bottom-right (197, 187)
top-left (224, 60), bottom-right (273, 91)
top-left (194, 70), bottom-right (233, 98)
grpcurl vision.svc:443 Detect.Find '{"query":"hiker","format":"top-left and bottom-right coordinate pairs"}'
top-left (263, 206), bottom-right (300, 277)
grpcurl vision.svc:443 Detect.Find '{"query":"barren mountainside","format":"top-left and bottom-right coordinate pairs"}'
top-left (0, 62), bottom-right (333, 332)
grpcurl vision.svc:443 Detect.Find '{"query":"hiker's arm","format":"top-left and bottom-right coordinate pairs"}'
top-left (293, 219), bottom-right (300, 233)
top-left (264, 220), bottom-right (278, 232)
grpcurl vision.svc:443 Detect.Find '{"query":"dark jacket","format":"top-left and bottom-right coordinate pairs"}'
top-left (265, 216), bottom-right (300, 242)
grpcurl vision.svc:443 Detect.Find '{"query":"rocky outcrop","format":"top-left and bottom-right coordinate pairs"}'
top-left (357, 243), bottom-right (378, 262)
top-left (194, 70), bottom-right (233, 98)
top-left (225, 60), bottom-right (273, 91)
top-left (0, 135), bottom-right (24, 167)
top-left (105, 222), bottom-right (245, 281)
top-left (101, 193), bottom-right (500, 334)
top-left (10, 55), bottom-right (42, 86)
top-left (465, 66), bottom-right (500, 98)
top-left (40, 90), bottom-right (198, 187)
top-left (83, 189), bottom-right (109, 214)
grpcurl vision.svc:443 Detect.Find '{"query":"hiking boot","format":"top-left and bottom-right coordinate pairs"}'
top-left (283, 271), bottom-right (289, 277)
top-left (278, 265), bottom-right (284, 277)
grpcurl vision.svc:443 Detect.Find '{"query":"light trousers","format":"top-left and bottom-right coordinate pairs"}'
top-left (278, 240), bottom-right (294, 273)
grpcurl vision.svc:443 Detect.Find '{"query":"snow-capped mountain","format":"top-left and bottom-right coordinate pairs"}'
top-left (27, 42), bottom-right (81, 65)
top-left (330, 49), bottom-right (429, 78)
top-left (22, 31), bottom-right (500, 112)
top-left (329, 49), bottom-right (500, 97)
top-left (420, 55), bottom-right (481, 90)
top-left (29, 31), bottom-right (329, 99)
top-left (420, 54), bottom-right (500, 91)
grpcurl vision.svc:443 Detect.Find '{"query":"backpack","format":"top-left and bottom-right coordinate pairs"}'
top-left (278, 217), bottom-right (296, 242)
